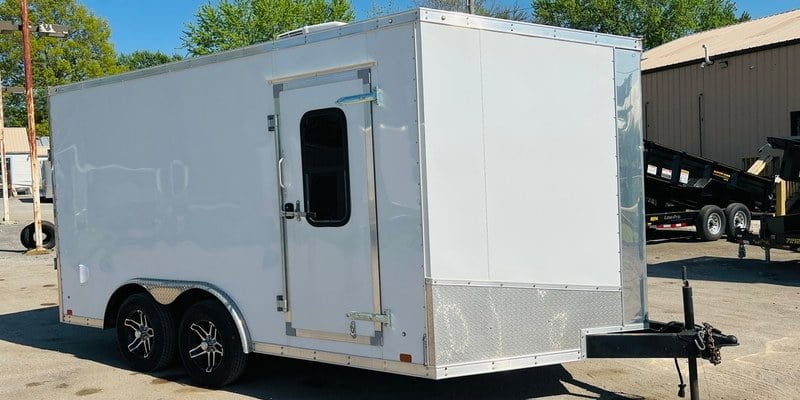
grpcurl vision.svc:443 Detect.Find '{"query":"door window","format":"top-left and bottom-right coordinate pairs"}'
top-left (299, 108), bottom-right (350, 227)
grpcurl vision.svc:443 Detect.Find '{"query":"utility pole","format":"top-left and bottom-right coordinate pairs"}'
top-left (0, 76), bottom-right (10, 224)
top-left (20, 0), bottom-right (47, 253)
top-left (467, 0), bottom-right (476, 14)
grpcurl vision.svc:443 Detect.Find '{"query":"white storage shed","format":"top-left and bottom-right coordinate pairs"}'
top-left (2, 128), bottom-right (49, 194)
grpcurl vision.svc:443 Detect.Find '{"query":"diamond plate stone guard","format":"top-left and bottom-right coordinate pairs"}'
top-left (431, 284), bottom-right (623, 366)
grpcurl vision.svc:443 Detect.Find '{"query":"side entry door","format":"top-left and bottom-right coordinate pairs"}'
top-left (274, 68), bottom-right (384, 345)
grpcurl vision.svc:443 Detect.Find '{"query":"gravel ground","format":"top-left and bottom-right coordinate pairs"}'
top-left (1, 196), bottom-right (798, 399)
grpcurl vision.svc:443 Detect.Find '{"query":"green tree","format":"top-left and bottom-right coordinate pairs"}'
top-left (118, 50), bottom-right (183, 71)
top-left (0, 0), bottom-right (123, 136)
top-left (415, 0), bottom-right (530, 20)
top-left (532, 0), bottom-right (750, 49)
top-left (182, 0), bottom-right (355, 56)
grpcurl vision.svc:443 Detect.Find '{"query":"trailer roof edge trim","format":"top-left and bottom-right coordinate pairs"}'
top-left (48, 8), bottom-right (642, 95)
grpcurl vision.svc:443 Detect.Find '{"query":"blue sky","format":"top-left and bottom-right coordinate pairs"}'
top-left (80, 0), bottom-right (800, 56)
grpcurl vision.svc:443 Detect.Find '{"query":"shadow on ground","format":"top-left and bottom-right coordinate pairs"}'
top-left (0, 307), bottom-right (640, 400)
top-left (649, 256), bottom-right (800, 286)
top-left (16, 198), bottom-right (52, 204)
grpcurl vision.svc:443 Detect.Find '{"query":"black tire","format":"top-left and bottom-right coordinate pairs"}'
top-left (724, 203), bottom-right (751, 238)
top-left (695, 205), bottom-right (726, 241)
top-left (115, 293), bottom-right (177, 372)
top-left (19, 220), bottom-right (56, 249)
top-left (178, 300), bottom-right (248, 387)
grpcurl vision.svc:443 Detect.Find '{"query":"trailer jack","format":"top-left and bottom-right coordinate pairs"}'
top-left (585, 267), bottom-right (738, 399)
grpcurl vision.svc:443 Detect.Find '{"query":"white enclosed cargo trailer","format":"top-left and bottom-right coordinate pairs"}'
top-left (49, 8), bottom-right (650, 387)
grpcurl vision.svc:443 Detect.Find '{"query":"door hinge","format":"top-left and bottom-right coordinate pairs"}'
top-left (267, 114), bottom-right (277, 132)
top-left (276, 295), bottom-right (287, 312)
top-left (346, 310), bottom-right (391, 326)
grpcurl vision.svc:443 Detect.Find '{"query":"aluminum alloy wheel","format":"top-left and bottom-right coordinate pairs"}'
top-left (124, 309), bottom-right (155, 358)
top-left (188, 320), bottom-right (224, 373)
top-left (733, 210), bottom-right (748, 229)
top-left (707, 213), bottom-right (722, 235)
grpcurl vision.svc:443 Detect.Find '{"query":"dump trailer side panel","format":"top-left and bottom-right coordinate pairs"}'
top-left (418, 20), bottom-right (644, 370)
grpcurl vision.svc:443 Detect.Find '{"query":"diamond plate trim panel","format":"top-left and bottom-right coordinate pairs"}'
top-left (431, 284), bottom-right (622, 366)
top-left (140, 284), bottom-right (185, 304)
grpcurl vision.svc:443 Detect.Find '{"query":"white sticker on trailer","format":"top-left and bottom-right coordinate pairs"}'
top-left (646, 164), bottom-right (657, 175)
top-left (679, 169), bottom-right (690, 184)
top-left (661, 168), bottom-right (672, 180)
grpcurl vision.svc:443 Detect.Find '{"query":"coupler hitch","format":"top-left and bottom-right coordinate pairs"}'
top-left (585, 267), bottom-right (738, 399)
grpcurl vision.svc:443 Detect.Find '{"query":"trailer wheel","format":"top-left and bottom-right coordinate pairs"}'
top-left (115, 293), bottom-right (176, 372)
top-left (696, 205), bottom-right (726, 241)
top-left (178, 300), bottom-right (247, 387)
top-left (19, 221), bottom-right (56, 250)
top-left (725, 203), bottom-right (751, 238)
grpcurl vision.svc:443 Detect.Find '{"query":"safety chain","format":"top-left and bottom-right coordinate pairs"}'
top-left (697, 322), bottom-right (722, 365)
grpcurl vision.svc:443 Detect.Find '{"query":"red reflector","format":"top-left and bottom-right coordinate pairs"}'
top-left (399, 353), bottom-right (412, 363)
top-left (66, 309), bottom-right (73, 315)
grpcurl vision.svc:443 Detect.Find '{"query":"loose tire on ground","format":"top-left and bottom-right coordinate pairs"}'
top-left (19, 220), bottom-right (56, 249)
top-left (115, 293), bottom-right (177, 372)
top-left (724, 203), bottom-right (751, 238)
top-left (695, 205), bottom-right (726, 241)
top-left (178, 300), bottom-right (248, 388)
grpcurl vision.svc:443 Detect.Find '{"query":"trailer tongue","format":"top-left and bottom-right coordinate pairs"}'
top-left (586, 267), bottom-right (739, 400)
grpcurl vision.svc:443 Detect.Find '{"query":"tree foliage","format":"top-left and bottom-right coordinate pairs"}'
top-left (182, 0), bottom-right (355, 56)
top-left (0, 0), bottom-right (123, 136)
top-left (532, 0), bottom-right (750, 49)
top-left (118, 50), bottom-right (183, 71)
top-left (415, 0), bottom-right (530, 20)
top-left (367, 0), bottom-right (398, 17)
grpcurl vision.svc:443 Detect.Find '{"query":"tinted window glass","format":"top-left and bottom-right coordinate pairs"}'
top-left (300, 108), bottom-right (350, 227)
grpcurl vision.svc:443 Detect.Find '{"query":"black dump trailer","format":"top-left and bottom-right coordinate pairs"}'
top-left (644, 140), bottom-right (773, 241)
top-left (737, 137), bottom-right (800, 260)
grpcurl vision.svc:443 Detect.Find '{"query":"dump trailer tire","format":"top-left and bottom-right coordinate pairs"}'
top-left (178, 300), bottom-right (248, 388)
top-left (696, 205), bottom-right (726, 241)
top-left (19, 220), bottom-right (56, 250)
top-left (725, 203), bottom-right (751, 238)
top-left (115, 293), bottom-right (177, 372)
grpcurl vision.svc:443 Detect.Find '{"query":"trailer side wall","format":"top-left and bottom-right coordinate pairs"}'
top-left (50, 23), bottom-right (427, 363)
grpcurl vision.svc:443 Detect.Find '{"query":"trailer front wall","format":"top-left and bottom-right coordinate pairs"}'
top-left (50, 23), bottom-right (427, 364)
top-left (419, 22), bottom-right (643, 368)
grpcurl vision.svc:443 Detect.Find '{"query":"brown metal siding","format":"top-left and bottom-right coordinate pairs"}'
top-left (643, 43), bottom-right (800, 168)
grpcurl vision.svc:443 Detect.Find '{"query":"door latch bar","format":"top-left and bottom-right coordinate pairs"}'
top-left (346, 310), bottom-right (391, 326)
top-left (335, 89), bottom-right (383, 106)
top-left (281, 200), bottom-right (315, 220)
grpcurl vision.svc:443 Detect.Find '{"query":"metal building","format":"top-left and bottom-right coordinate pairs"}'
top-left (642, 9), bottom-right (800, 170)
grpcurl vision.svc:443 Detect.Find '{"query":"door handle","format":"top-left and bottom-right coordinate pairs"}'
top-left (277, 157), bottom-right (286, 189)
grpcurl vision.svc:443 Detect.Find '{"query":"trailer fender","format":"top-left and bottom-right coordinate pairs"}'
top-left (108, 279), bottom-right (252, 354)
